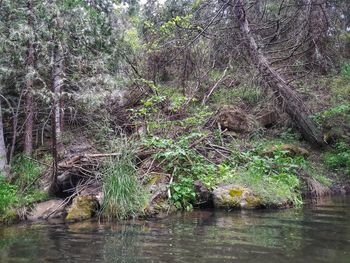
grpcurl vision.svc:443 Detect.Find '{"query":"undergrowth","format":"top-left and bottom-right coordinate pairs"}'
top-left (0, 155), bottom-right (49, 223)
top-left (323, 142), bottom-right (350, 176)
top-left (223, 145), bottom-right (304, 206)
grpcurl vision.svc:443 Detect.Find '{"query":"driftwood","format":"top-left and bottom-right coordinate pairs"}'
top-left (233, 0), bottom-right (324, 147)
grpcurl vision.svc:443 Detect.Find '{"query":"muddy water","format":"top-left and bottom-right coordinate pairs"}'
top-left (0, 196), bottom-right (350, 263)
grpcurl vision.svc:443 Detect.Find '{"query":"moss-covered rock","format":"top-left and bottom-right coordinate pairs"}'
top-left (213, 184), bottom-right (262, 209)
top-left (261, 144), bottom-right (310, 158)
top-left (66, 195), bottom-right (98, 222)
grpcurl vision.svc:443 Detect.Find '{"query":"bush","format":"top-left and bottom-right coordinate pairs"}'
top-left (323, 142), bottom-right (350, 176)
top-left (101, 151), bottom-right (148, 220)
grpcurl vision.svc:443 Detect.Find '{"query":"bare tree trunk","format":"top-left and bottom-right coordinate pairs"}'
top-left (233, 0), bottom-right (324, 147)
top-left (24, 0), bottom-right (35, 155)
top-left (50, 41), bottom-right (64, 194)
top-left (0, 101), bottom-right (8, 176)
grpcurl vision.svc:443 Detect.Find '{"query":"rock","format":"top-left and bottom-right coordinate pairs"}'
top-left (261, 144), bottom-right (310, 158)
top-left (194, 180), bottom-right (212, 207)
top-left (65, 195), bottom-right (98, 222)
top-left (142, 173), bottom-right (176, 217)
top-left (80, 184), bottom-right (103, 206)
top-left (215, 106), bottom-right (254, 133)
top-left (27, 199), bottom-right (66, 221)
top-left (212, 185), bottom-right (262, 209)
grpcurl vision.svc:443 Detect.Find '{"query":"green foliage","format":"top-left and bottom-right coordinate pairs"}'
top-left (0, 155), bottom-right (49, 223)
top-left (210, 84), bottom-right (262, 105)
top-left (323, 142), bottom-right (350, 176)
top-left (313, 103), bottom-right (350, 123)
top-left (171, 176), bottom-right (195, 211)
top-left (0, 176), bottom-right (18, 218)
top-left (223, 145), bottom-right (304, 206)
top-left (330, 63), bottom-right (350, 102)
top-left (340, 62), bottom-right (350, 80)
top-left (101, 150), bottom-right (148, 220)
top-left (11, 155), bottom-right (45, 190)
top-left (145, 132), bottom-right (220, 209)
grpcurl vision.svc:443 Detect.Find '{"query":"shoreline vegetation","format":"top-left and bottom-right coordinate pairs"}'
top-left (0, 0), bottom-right (350, 225)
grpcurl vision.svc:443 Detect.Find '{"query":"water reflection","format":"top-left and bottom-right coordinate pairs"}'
top-left (0, 196), bottom-right (349, 263)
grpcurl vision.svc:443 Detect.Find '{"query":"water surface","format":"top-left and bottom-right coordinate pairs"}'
top-left (1, 196), bottom-right (350, 263)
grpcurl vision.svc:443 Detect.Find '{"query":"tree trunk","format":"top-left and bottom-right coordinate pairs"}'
top-left (24, 0), bottom-right (35, 155)
top-left (50, 41), bottom-right (64, 194)
top-left (233, 0), bottom-right (324, 147)
top-left (0, 101), bottom-right (8, 176)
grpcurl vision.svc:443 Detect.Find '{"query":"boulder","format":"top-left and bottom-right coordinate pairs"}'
top-left (142, 173), bottom-right (177, 217)
top-left (212, 185), bottom-right (262, 209)
top-left (65, 195), bottom-right (98, 222)
top-left (261, 144), bottom-right (310, 158)
top-left (27, 199), bottom-right (66, 221)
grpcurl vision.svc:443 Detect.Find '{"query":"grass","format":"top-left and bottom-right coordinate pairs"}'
top-left (101, 149), bottom-right (148, 220)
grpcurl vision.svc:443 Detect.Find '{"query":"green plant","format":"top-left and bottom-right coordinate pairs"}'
top-left (101, 150), bottom-right (148, 220)
top-left (171, 176), bottom-right (195, 210)
top-left (0, 176), bottom-right (18, 223)
top-left (145, 132), bottom-right (221, 209)
top-left (223, 146), bottom-right (304, 206)
top-left (313, 103), bottom-right (350, 123)
top-left (11, 155), bottom-right (45, 191)
top-left (340, 62), bottom-right (350, 80)
top-left (323, 142), bottom-right (350, 175)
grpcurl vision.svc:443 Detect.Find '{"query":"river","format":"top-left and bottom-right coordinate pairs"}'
top-left (0, 196), bottom-right (349, 263)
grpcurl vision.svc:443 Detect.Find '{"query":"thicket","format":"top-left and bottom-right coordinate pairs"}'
top-left (0, 0), bottom-right (349, 221)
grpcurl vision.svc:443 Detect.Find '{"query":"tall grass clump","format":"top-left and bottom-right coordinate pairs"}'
top-left (101, 150), bottom-right (148, 220)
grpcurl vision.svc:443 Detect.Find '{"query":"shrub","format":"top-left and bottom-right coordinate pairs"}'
top-left (323, 142), bottom-right (350, 176)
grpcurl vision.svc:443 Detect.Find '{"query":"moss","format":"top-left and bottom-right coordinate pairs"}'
top-left (229, 188), bottom-right (243, 197)
top-left (66, 196), bottom-right (97, 222)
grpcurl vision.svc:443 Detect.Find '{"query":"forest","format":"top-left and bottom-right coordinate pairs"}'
top-left (0, 0), bottom-right (349, 224)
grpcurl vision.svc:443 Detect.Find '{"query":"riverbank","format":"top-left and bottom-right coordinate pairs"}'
top-left (1, 133), bottom-right (349, 225)
top-left (1, 71), bottom-right (350, 225)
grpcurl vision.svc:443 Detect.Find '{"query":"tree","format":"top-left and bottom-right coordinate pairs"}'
top-left (24, 0), bottom-right (35, 155)
top-left (0, 99), bottom-right (8, 176)
top-left (232, 0), bottom-right (324, 146)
